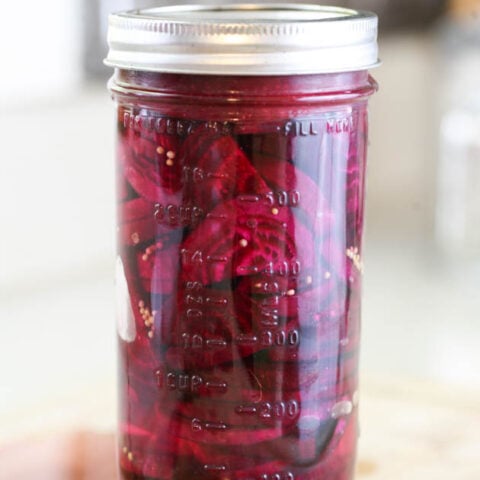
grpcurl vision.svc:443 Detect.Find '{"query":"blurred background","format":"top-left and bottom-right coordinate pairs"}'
top-left (1, 0), bottom-right (480, 477)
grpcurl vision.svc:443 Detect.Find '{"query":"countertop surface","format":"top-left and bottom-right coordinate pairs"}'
top-left (2, 377), bottom-right (479, 480)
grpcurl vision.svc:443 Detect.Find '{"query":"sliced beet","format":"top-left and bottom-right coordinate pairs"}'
top-left (119, 125), bottom-right (184, 204)
top-left (153, 405), bottom-right (286, 447)
top-left (255, 157), bottom-right (333, 232)
top-left (182, 132), bottom-right (271, 209)
top-left (119, 418), bottom-right (176, 479)
top-left (116, 99), bottom-right (368, 479)
top-left (119, 197), bottom-right (156, 246)
top-left (197, 136), bottom-right (270, 202)
top-left (180, 199), bottom-right (314, 285)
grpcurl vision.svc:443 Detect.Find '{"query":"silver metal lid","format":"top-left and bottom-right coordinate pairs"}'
top-left (105, 3), bottom-right (379, 75)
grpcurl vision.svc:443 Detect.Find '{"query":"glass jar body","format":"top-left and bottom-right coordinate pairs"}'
top-left (112, 70), bottom-right (377, 480)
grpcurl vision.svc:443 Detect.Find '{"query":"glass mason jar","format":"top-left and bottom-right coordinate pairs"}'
top-left (106, 4), bottom-right (379, 480)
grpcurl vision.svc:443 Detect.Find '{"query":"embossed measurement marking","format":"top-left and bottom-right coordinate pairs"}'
top-left (205, 338), bottom-right (228, 348)
top-left (155, 370), bottom-right (228, 394)
top-left (258, 296), bottom-right (280, 327)
top-left (253, 280), bottom-right (284, 294)
top-left (206, 172), bottom-right (229, 180)
top-left (265, 191), bottom-right (301, 207)
top-left (206, 255), bottom-right (228, 264)
top-left (254, 473), bottom-right (295, 480)
top-left (181, 250), bottom-right (228, 266)
top-left (205, 296), bottom-right (228, 307)
top-left (182, 166), bottom-right (230, 184)
top-left (237, 194), bottom-right (261, 203)
top-left (181, 249), bottom-right (204, 265)
top-left (191, 418), bottom-right (228, 432)
top-left (154, 204), bottom-right (204, 227)
top-left (182, 333), bottom-right (227, 350)
top-left (204, 421), bottom-right (228, 431)
top-left (182, 249), bottom-right (229, 265)
top-left (205, 381), bottom-right (228, 392)
top-left (182, 330), bottom-right (300, 350)
top-left (263, 260), bottom-right (301, 277)
top-left (235, 401), bottom-right (300, 420)
top-left (237, 191), bottom-right (301, 207)
top-left (185, 308), bottom-right (203, 320)
top-left (235, 405), bottom-right (258, 414)
top-left (185, 282), bottom-right (229, 308)
top-left (234, 334), bottom-right (259, 345)
top-left (155, 371), bottom-right (204, 392)
top-left (185, 294), bottom-right (228, 308)
top-left (259, 311), bottom-right (280, 327)
top-left (260, 329), bottom-right (300, 347)
top-left (237, 265), bottom-right (259, 273)
top-left (185, 281), bottom-right (204, 291)
top-left (203, 464), bottom-right (227, 472)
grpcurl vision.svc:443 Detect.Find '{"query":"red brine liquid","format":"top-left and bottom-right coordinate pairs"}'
top-left (114, 71), bottom-right (376, 480)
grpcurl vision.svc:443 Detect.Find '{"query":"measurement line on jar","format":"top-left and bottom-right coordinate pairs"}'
top-left (203, 464), bottom-right (227, 472)
top-left (205, 296), bottom-right (228, 306)
top-left (181, 249), bottom-right (230, 265)
top-left (184, 295), bottom-right (229, 311)
top-left (192, 418), bottom-right (229, 433)
top-left (235, 405), bottom-right (258, 415)
top-left (182, 166), bottom-right (230, 184)
top-left (205, 338), bottom-right (228, 348)
top-left (235, 334), bottom-right (259, 345)
top-left (237, 265), bottom-right (259, 273)
top-left (204, 421), bottom-right (228, 431)
top-left (185, 295), bottom-right (228, 307)
top-left (236, 191), bottom-right (301, 207)
top-left (206, 255), bottom-right (228, 264)
top-left (182, 334), bottom-right (228, 349)
top-left (251, 472), bottom-right (295, 480)
top-left (260, 319), bottom-right (280, 327)
top-left (182, 330), bottom-right (300, 350)
top-left (207, 172), bottom-right (229, 180)
top-left (236, 401), bottom-right (300, 420)
top-left (205, 381), bottom-right (228, 391)
top-left (237, 194), bottom-right (261, 203)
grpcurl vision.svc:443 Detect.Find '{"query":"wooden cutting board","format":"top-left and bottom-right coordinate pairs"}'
top-left (1, 377), bottom-right (479, 479)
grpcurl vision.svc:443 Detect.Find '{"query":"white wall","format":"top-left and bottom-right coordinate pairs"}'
top-left (0, 1), bottom-right (82, 108)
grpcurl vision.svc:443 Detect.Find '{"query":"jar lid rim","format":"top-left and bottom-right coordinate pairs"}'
top-left (105, 3), bottom-right (379, 75)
